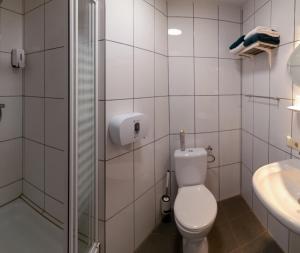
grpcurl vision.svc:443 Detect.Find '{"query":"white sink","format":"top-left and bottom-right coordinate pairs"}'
top-left (253, 159), bottom-right (300, 233)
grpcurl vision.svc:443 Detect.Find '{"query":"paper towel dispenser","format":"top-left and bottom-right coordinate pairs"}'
top-left (109, 112), bottom-right (148, 146)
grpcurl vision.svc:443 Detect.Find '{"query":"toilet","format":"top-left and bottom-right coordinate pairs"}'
top-left (174, 148), bottom-right (217, 253)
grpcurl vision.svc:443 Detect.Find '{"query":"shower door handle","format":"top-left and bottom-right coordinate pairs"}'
top-left (0, 104), bottom-right (5, 122)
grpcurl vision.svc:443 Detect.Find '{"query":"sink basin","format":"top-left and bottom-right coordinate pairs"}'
top-left (253, 159), bottom-right (300, 233)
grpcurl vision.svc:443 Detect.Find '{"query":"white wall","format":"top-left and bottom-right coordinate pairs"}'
top-left (241, 0), bottom-right (300, 252)
top-left (99, 0), bottom-right (169, 252)
top-left (0, 0), bottom-right (23, 206)
top-left (167, 0), bottom-right (242, 202)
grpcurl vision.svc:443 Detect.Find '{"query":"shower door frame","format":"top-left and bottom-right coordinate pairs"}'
top-left (69, 0), bottom-right (99, 252)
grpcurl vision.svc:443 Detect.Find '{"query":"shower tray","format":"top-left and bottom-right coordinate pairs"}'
top-left (0, 198), bottom-right (64, 253)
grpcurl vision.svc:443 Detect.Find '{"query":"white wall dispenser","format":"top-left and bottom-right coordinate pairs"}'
top-left (11, 49), bottom-right (25, 68)
top-left (109, 112), bottom-right (148, 146)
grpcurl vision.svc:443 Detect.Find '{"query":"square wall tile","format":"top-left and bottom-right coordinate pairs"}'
top-left (98, 101), bottom-right (105, 161)
top-left (155, 54), bottom-right (168, 96)
top-left (219, 21), bottom-right (241, 59)
top-left (1, 0), bottom-right (23, 14)
top-left (106, 153), bottom-right (134, 219)
top-left (255, 0), bottom-right (268, 11)
top-left (25, 52), bottom-right (44, 97)
top-left (23, 180), bottom-right (44, 209)
top-left (243, 0), bottom-right (254, 21)
top-left (0, 9), bottom-right (23, 52)
top-left (45, 148), bottom-right (68, 203)
top-left (219, 59), bottom-right (241, 95)
top-left (254, 1), bottom-right (271, 27)
top-left (106, 99), bottom-right (133, 160)
top-left (106, 42), bottom-right (133, 100)
top-left (168, 17), bottom-right (193, 57)
top-left (106, 0), bottom-right (133, 45)
top-left (289, 232), bottom-right (300, 253)
top-left (155, 0), bottom-right (167, 15)
top-left (169, 57), bottom-right (194, 95)
top-left (134, 49), bottom-right (154, 98)
top-left (134, 0), bottom-right (155, 51)
top-left (155, 10), bottom-right (168, 55)
top-left (195, 96), bottom-right (218, 133)
top-left (206, 167), bottom-right (219, 201)
top-left (106, 205), bottom-right (134, 253)
top-left (270, 100), bottom-right (292, 152)
top-left (24, 0), bottom-right (43, 13)
top-left (270, 44), bottom-right (294, 99)
top-left (220, 130), bottom-right (241, 165)
top-left (242, 58), bottom-right (254, 95)
top-left (134, 144), bottom-right (155, 199)
top-left (269, 145), bottom-right (291, 163)
top-left (219, 3), bottom-right (241, 23)
top-left (253, 53), bottom-right (269, 97)
top-left (170, 96), bottom-right (194, 134)
top-left (253, 137), bottom-right (268, 172)
top-left (24, 140), bottom-right (44, 190)
top-left (241, 165), bottom-right (253, 208)
top-left (155, 97), bottom-right (169, 139)
top-left (0, 52), bottom-right (22, 96)
top-left (296, 0), bottom-right (300, 41)
top-left (242, 131), bottom-right (253, 170)
top-left (155, 136), bottom-right (169, 182)
top-left (194, 0), bottom-right (218, 19)
top-left (268, 214), bottom-right (289, 252)
top-left (194, 18), bottom-right (218, 58)
top-left (45, 98), bottom-right (68, 150)
top-left (220, 163), bottom-right (241, 200)
top-left (242, 96), bottom-right (254, 133)
top-left (24, 97), bottom-right (44, 142)
top-left (196, 132), bottom-right (219, 168)
top-left (98, 161), bottom-right (105, 220)
top-left (134, 98), bottom-right (155, 147)
top-left (45, 196), bottom-right (66, 223)
top-left (168, 0), bottom-right (193, 17)
top-left (253, 193), bottom-right (268, 228)
top-left (45, 47), bottom-right (68, 98)
top-left (25, 6), bottom-right (44, 53)
top-left (98, 41), bottom-right (105, 100)
top-left (219, 95), bottom-right (241, 131)
top-left (271, 0), bottom-right (295, 45)
top-left (0, 139), bottom-right (22, 187)
top-left (253, 98), bottom-right (269, 142)
top-left (243, 15), bottom-right (254, 34)
top-left (134, 188), bottom-right (156, 249)
top-left (155, 179), bottom-right (165, 224)
top-left (45, 0), bottom-right (67, 49)
top-left (195, 58), bottom-right (218, 95)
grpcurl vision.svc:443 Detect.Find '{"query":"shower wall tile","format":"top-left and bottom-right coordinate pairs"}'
top-left (241, 0), bottom-right (300, 249)
top-left (23, 180), bottom-right (44, 209)
top-left (45, 47), bottom-right (68, 98)
top-left (24, 5), bottom-right (44, 53)
top-left (219, 59), bottom-right (241, 95)
top-left (24, 0), bottom-right (44, 13)
top-left (0, 53), bottom-right (22, 96)
top-left (220, 163), bottom-right (241, 200)
top-left (24, 140), bottom-right (44, 190)
top-left (168, 0), bottom-right (193, 17)
top-left (0, 139), bottom-right (22, 187)
top-left (0, 97), bottom-right (22, 141)
top-left (25, 52), bottom-right (44, 97)
top-left (45, 0), bottom-right (67, 49)
top-left (0, 181), bottom-right (22, 206)
top-left (0, 0), bottom-right (23, 14)
top-left (155, 54), bottom-right (168, 96)
top-left (45, 196), bottom-right (66, 223)
top-left (219, 95), bottom-right (241, 131)
top-left (24, 97), bottom-right (44, 143)
top-left (155, 10), bottom-right (168, 55)
top-left (219, 2), bottom-right (241, 23)
top-left (194, 0), bottom-right (218, 19)
top-left (0, 9), bottom-right (23, 52)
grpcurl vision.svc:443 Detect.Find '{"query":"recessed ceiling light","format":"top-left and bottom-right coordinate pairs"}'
top-left (168, 28), bottom-right (182, 36)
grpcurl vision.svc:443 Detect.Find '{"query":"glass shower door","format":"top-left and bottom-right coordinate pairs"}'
top-left (70, 0), bottom-right (99, 252)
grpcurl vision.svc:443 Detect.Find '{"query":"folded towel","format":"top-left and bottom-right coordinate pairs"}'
top-left (229, 35), bottom-right (245, 50)
top-left (230, 43), bottom-right (245, 55)
top-left (245, 26), bottom-right (280, 40)
top-left (244, 33), bottom-right (280, 47)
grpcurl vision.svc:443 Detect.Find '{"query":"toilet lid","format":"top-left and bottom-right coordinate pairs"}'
top-left (174, 185), bottom-right (217, 232)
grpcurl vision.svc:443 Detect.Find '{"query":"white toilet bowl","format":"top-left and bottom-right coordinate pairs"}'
top-left (174, 184), bottom-right (217, 253)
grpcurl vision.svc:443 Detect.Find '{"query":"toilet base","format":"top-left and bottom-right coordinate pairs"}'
top-left (182, 237), bottom-right (208, 253)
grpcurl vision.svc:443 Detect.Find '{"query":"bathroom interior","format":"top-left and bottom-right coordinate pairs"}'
top-left (0, 0), bottom-right (300, 252)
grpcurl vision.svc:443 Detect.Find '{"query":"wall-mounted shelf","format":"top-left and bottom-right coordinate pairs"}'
top-left (238, 41), bottom-right (279, 68)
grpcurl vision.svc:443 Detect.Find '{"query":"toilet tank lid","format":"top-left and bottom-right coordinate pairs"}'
top-left (174, 148), bottom-right (207, 158)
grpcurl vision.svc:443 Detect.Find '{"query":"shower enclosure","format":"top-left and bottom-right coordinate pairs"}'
top-left (0, 0), bottom-right (99, 252)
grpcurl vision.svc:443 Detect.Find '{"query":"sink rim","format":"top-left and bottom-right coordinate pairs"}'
top-left (253, 159), bottom-right (300, 234)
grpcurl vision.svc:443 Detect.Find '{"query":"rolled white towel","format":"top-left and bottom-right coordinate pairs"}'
top-left (230, 43), bottom-right (245, 55)
top-left (245, 26), bottom-right (280, 40)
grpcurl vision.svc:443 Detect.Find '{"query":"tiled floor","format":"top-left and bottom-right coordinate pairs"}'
top-left (136, 196), bottom-right (283, 253)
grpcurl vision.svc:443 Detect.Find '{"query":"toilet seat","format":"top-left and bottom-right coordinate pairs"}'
top-left (174, 184), bottom-right (217, 233)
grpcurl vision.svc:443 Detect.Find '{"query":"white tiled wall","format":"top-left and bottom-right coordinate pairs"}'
top-left (241, 0), bottom-right (300, 252)
top-left (0, 1), bottom-right (23, 207)
top-left (23, 0), bottom-right (68, 225)
top-left (100, 0), bottom-right (169, 252)
top-left (168, 0), bottom-right (242, 202)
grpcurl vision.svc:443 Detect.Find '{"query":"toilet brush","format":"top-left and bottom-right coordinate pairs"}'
top-left (161, 171), bottom-right (171, 223)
